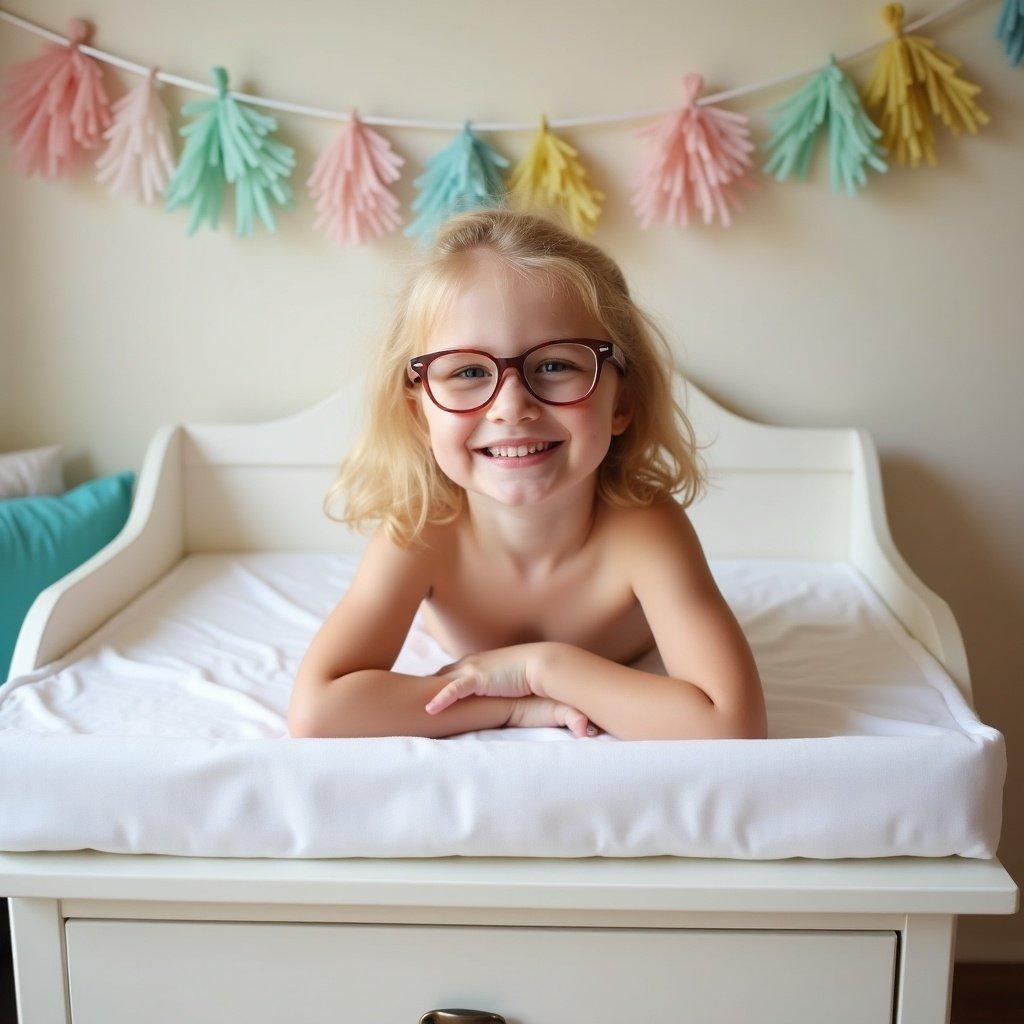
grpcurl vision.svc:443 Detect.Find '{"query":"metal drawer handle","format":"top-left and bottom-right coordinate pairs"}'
top-left (419, 1010), bottom-right (506, 1024)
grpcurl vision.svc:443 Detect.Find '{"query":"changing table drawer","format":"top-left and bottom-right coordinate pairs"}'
top-left (65, 919), bottom-right (897, 1024)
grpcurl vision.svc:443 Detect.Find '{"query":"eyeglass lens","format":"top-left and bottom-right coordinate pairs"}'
top-left (425, 342), bottom-right (599, 410)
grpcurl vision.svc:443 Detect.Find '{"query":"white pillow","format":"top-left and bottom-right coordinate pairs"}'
top-left (0, 444), bottom-right (65, 499)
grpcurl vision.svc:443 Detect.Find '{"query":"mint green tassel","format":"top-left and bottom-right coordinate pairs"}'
top-left (165, 67), bottom-right (296, 236)
top-left (404, 121), bottom-right (509, 246)
top-left (995, 0), bottom-right (1024, 66)
top-left (762, 55), bottom-right (887, 195)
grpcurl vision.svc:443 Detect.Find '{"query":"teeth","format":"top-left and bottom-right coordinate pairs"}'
top-left (484, 441), bottom-right (555, 458)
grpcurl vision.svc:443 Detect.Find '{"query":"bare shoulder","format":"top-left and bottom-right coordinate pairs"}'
top-left (601, 496), bottom-right (709, 584)
top-left (413, 518), bottom-right (461, 598)
top-left (604, 497), bottom-right (765, 734)
top-left (294, 521), bottom-right (440, 689)
top-left (600, 494), bottom-right (693, 531)
top-left (358, 519), bottom-right (449, 592)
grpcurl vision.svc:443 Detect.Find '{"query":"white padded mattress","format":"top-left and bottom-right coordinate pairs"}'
top-left (0, 552), bottom-right (1006, 860)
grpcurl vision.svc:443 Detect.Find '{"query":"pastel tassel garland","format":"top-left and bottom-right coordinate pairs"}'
top-left (863, 3), bottom-right (989, 167)
top-left (995, 0), bottom-right (1024, 66)
top-left (95, 68), bottom-right (174, 204)
top-left (405, 120), bottom-right (509, 246)
top-left (762, 54), bottom-right (887, 194)
top-left (307, 108), bottom-right (405, 245)
top-left (0, 18), bottom-right (111, 178)
top-left (631, 73), bottom-right (755, 229)
top-left (165, 66), bottom-right (296, 236)
top-left (508, 114), bottom-right (605, 236)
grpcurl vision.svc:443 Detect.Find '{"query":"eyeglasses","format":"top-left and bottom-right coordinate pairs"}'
top-left (406, 338), bottom-right (626, 413)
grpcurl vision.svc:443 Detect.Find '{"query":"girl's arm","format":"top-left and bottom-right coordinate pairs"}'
top-left (535, 500), bottom-right (767, 741)
top-left (293, 665), bottom-right (517, 739)
top-left (289, 524), bottom-right (497, 738)
top-left (286, 528), bottom-right (466, 737)
top-left (301, 669), bottom-right (596, 739)
top-left (534, 644), bottom-right (748, 741)
top-left (288, 525), bottom-right (591, 739)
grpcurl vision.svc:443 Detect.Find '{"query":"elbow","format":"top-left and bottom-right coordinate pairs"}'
top-left (634, 702), bottom-right (766, 742)
top-left (287, 701), bottom-right (322, 739)
top-left (286, 675), bottom-right (334, 738)
top-left (686, 712), bottom-right (765, 741)
top-left (732, 716), bottom-right (768, 741)
top-left (287, 672), bottom-right (368, 738)
top-left (718, 701), bottom-right (768, 740)
top-left (663, 688), bottom-right (766, 741)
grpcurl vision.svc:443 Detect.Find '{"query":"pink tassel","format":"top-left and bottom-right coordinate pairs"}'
top-left (0, 18), bottom-right (111, 179)
top-left (631, 73), bottom-right (756, 228)
top-left (307, 108), bottom-right (405, 245)
top-left (95, 68), bottom-right (174, 204)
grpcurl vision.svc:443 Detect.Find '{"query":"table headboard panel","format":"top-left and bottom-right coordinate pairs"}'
top-left (177, 375), bottom-right (971, 697)
top-left (16, 371), bottom-right (971, 699)
top-left (181, 373), bottom-right (856, 559)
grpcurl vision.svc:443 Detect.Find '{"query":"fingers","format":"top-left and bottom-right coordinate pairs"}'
top-left (424, 677), bottom-right (470, 714)
top-left (560, 704), bottom-right (598, 739)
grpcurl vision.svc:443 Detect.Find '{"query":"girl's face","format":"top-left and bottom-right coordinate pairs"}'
top-left (408, 252), bottom-right (632, 509)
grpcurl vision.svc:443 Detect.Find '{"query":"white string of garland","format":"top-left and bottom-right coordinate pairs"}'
top-left (0, 0), bottom-right (979, 131)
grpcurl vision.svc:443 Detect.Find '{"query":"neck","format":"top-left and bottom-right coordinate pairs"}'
top-left (463, 476), bottom-right (599, 582)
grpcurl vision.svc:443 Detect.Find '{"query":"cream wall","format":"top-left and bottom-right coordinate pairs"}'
top-left (1, 0), bottom-right (1020, 959)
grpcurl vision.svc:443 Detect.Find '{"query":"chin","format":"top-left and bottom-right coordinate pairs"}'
top-left (489, 482), bottom-right (564, 507)
top-left (493, 493), bottom-right (544, 507)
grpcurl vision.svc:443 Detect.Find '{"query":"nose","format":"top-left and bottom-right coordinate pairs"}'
top-left (486, 368), bottom-right (540, 420)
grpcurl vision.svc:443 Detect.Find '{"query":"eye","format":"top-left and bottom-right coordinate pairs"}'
top-left (451, 365), bottom-right (491, 379)
top-left (536, 360), bottom-right (576, 374)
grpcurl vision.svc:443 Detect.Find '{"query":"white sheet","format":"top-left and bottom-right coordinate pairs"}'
top-left (0, 552), bottom-right (1006, 859)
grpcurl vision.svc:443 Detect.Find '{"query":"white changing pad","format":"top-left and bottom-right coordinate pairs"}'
top-left (0, 552), bottom-right (1006, 860)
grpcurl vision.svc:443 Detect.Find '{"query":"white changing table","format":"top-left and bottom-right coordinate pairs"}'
top-left (1, 375), bottom-right (1017, 1024)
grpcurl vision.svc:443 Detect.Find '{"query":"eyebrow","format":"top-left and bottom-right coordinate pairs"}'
top-left (428, 335), bottom-right (594, 353)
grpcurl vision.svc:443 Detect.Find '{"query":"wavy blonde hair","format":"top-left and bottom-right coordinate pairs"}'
top-left (324, 204), bottom-right (709, 549)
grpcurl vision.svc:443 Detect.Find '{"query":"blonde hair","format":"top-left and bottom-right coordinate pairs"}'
top-left (324, 204), bottom-right (710, 549)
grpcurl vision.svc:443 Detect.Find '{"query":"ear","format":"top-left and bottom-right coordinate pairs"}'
top-left (405, 388), bottom-right (434, 445)
top-left (405, 387), bottom-right (425, 424)
top-left (610, 380), bottom-right (634, 437)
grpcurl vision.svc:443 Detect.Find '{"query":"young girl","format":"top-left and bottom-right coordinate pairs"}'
top-left (288, 206), bottom-right (767, 742)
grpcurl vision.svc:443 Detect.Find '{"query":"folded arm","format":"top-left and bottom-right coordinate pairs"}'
top-left (534, 642), bottom-right (749, 741)
top-left (290, 667), bottom-right (517, 739)
top-left (288, 524), bottom-right (519, 739)
top-left (535, 499), bottom-right (767, 741)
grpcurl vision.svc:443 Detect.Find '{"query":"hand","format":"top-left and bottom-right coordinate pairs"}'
top-left (424, 643), bottom-right (550, 715)
top-left (506, 695), bottom-right (601, 738)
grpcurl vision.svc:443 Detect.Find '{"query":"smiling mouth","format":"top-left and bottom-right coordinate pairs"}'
top-left (474, 440), bottom-right (565, 460)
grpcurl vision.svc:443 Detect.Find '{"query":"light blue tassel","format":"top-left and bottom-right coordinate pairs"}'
top-left (762, 55), bottom-right (887, 196)
top-left (995, 0), bottom-right (1024, 66)
top-left (404, 121), bottom-right (509, 246)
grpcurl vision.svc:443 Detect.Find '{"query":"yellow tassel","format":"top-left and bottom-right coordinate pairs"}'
top-left (508, 114), bottom-right (605, 236)
top-left (863, 3), bottom-right (989, 167)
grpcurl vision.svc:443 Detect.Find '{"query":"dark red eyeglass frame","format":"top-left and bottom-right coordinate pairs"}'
top-left (406, 338), bottom-right (627, 413)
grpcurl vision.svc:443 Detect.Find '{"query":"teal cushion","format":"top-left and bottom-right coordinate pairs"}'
top-left (0, 470), bottom-right (135, 682)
